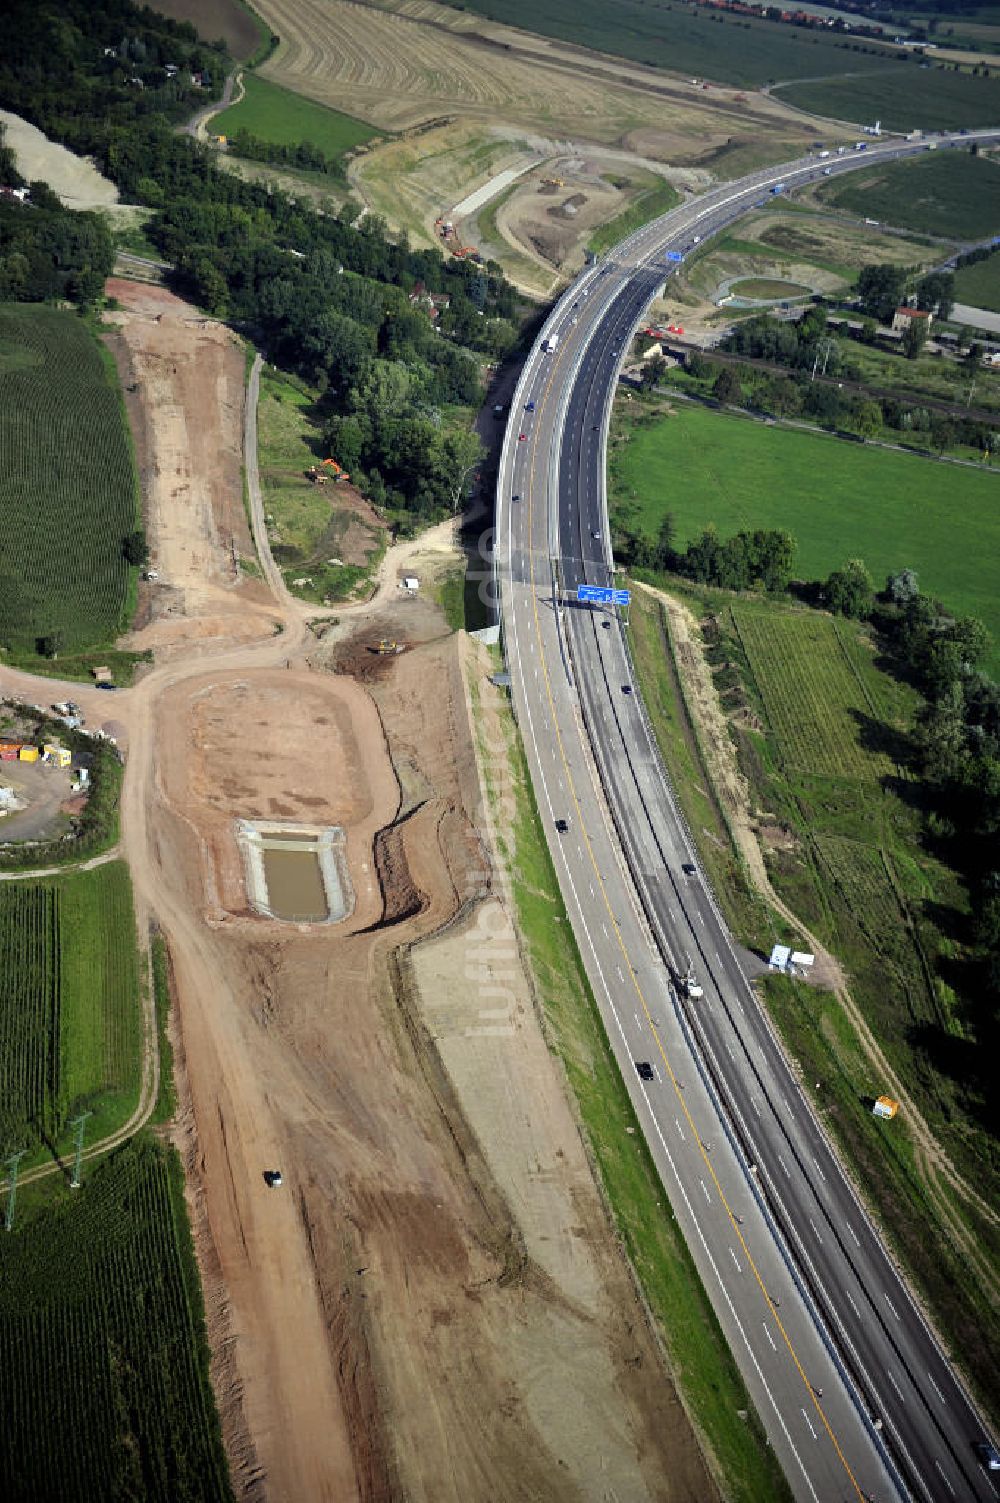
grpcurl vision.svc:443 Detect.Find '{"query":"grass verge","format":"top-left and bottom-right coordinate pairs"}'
top-left (589, 178), bottom-right (680, 257)
top-left (471, 668), bottom-right (792, 1502)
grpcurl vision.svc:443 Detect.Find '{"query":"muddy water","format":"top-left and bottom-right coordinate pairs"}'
top-left (261, 845), bottom-right (328, 921)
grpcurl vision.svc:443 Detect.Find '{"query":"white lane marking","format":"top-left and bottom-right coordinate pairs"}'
top-left (845, 1288), bottom-right (861, 1319)
top-left (934, 1460), bottom-right (956, 1496)
top-left (781, 1094), bottom-right (792, 1115)
top-left (927, 1372), bottom-right (948, 1407)
top-left (884, 1293), bottom-right (901, 1321)
top-left (729, 1246), bottom-right (742, 1274)
top-left (763, 1322), bottom-right (776, 1351)
top-left (699, 1178), bottom-right (711, 1205)
top-left (750, 1098), bottom-right (760, 1117)
top-left (634, 1011), bottom-right (640, 1027)
top-left (777, 1155), bottom-right (791, 1178)
top-left (725, 1042), bottom-right (735, 1061)
top-left (888, 1371), bottom-right (905, 1401)
top-left (801, 1409), bottom-right (817, 1441)
top-left (811, 1156), bottom-right (826, 1183)
top-left (674, 1117), bottom-right (686, 1142)
top-left (847, 1224), bottom-right (860, 1247)
top-left (809, 1218), bottom-right (823, 1245)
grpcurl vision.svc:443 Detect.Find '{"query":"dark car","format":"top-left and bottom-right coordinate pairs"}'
top-left (525, 400), bottom-right (535, 411)
top-left (622, 684), bottom-right (632, 695)
top-left (263, 1169), bottom-right (283, 1188)
top-left (96, 682), bottom-right (117, 691)
top-left (602, 620), bottom-right (611, 629)
top-left (635, 1061), bottom-right (654, 1081)
top-left (512, 493), bottom-right (521, 503)
top-left (555, 817), bottom-right (569, 834)
top-left (975, 1442), bottom-right (1000, 1471)
top-left (682, 862), bottom-right (696, 877)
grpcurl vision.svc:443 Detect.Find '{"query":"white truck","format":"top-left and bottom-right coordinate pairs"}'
top-left (542, 333), bottom-right (559, 353)
top-left (680, 961), bottom-right (703, 1001)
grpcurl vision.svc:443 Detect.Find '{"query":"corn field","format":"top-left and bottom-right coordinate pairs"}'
top-left (0, 1141), bottom-right (232, 1502)
top-left (0, 305), bottom-right (138, 654)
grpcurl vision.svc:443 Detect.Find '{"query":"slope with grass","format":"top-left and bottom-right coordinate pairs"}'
top-left (611, 403), bottom-right (1000, 669)
top-left (819, 148), bottom-right (1000, 239)
top-left (0, 306), bottom-right (139, 660)
top-left (0, 1139), bottom-right (232, 1503)
top-left (0, 862), bottom-right (142, 1164)
top-left (256, 368), bottom-right (385, 602)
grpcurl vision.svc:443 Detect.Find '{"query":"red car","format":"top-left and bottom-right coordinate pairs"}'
top-left (518, 432), bottom-right (527, 441)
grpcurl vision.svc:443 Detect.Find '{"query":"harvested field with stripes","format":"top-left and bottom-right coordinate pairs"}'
top-left (253, 0), bottom-right (816, 147)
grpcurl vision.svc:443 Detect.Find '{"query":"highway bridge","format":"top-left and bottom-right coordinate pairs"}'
top-left (495, 129), bottom-right (1000, 1503)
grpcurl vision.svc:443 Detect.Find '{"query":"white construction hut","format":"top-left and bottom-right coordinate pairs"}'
top-left (769, 944), bottom-right (792, 972)
top-left (402, 576), bottom-right (420, 593)
top-left (789, 950), bottom-right (815, 976)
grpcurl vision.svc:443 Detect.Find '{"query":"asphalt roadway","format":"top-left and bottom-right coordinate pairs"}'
top-left (496, 130), bottom-right (1000, 1503)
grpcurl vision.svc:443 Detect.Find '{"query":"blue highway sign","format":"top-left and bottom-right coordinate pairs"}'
top-left (577, 585), bottom-right (631, 606)
top-left (665, 250), bottom-right (684, 263)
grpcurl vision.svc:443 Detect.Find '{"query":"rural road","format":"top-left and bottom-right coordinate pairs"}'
top-left (497, 127), bottom-right (1000, 1503)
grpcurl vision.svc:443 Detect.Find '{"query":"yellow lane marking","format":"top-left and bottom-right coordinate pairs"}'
top-left (515, 326), bottom-right (868, 1503)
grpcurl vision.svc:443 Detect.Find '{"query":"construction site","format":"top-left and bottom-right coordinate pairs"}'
top-left (0, 279), bottom-right (716, 1501)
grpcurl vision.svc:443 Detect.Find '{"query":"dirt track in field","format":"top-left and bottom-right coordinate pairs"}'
top-left (0, 282), bottom-right (716, 1501)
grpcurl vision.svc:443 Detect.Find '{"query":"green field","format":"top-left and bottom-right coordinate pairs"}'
top-left (213, 72), bottom-right (376, 159)
top-left (777, 63), bottom-right (1000, 131)
top-left (820, 150), bottom-right (1000, 239)
top-left (0, 1139), bottom-right (232, 1503)
top-left (955, 248), bottom-right (1000, 311)
top-left (441, 0), bottom-right (899, 88)
top-left (729, 277), bottom-right (812, 299)
top-left (0, 307), bottom-right (139, 658)
top-left (612, 404), bottom-right (1000, 668)
top-left (0, 862), bottom-right (142, 1160)
top-left (731, 609), bottom-right (897, 780)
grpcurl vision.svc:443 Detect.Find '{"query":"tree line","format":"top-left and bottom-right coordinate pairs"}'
top-left (225, 128), bottom-right (348, 182)
top-left (688, 303), bottom-right (997, 458)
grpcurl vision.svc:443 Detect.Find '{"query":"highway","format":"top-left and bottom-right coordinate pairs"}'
top-left (496, 130), bottom-right (1000, 1503)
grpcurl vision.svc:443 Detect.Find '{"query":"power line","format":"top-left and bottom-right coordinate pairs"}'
top-left (5, 1150), bottom-right (27, 1232)
top-left (69, 1112), bottom-right (92, 1190)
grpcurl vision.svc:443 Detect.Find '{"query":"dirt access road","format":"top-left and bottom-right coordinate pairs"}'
top-left (4, 281), bottom-right (715, 1502)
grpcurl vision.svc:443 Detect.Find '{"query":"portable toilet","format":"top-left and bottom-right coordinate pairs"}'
top-left (872, 1096), bottom-right (899, 1120)
top-left (19, 745), bottom-right (39, 762)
